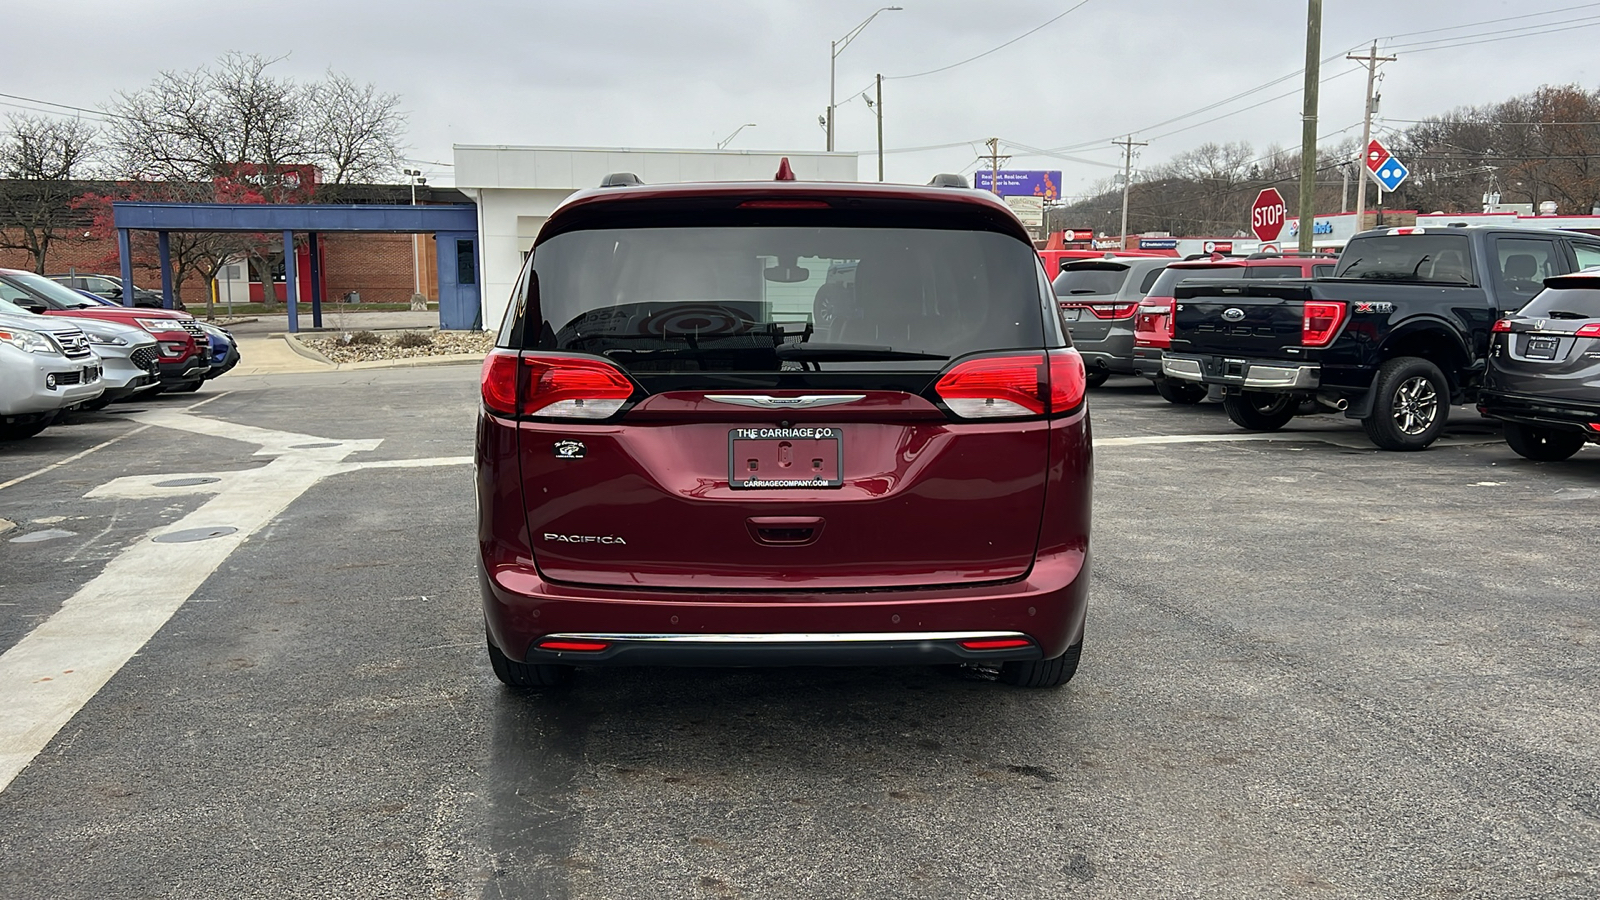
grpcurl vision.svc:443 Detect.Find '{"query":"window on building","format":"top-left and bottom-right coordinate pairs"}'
top-left (456, 240), bottom-right (476, 285)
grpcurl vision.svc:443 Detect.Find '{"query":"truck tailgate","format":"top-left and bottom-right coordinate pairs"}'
top-left (1170, 280), bottom-right (1309, 356)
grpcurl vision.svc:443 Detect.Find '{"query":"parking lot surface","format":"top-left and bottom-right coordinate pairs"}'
top-left (1, 371), bottom-right (1597, 899)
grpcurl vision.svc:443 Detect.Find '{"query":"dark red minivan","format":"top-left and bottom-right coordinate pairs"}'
top-left (477, 172), bottom-right (1093, 688)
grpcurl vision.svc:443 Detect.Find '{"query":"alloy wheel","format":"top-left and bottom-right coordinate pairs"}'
top-left (1390, 375), bottom-right (1439, 435)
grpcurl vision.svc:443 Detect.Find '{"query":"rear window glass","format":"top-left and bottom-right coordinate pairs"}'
top-left (1312, 264), bottom-right (1335, 278)
top-left (1335, 234), bottom-right (1473, 283)
top-left (1137, 267), bottom-right (1166, 293)
top-left (528, 226), bottom-right (1045, 372)
top-left (1053, 264), bottom-right (1129, 296)
top-left (1520, 286), bottom-right (1600, 318)
top-left (1243, 265), bottom-right (1304, 279)
top-left (1145, 265), bottom-right (1242, 297)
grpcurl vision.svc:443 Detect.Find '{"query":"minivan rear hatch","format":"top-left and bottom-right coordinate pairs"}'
top-left (507, 190), bottom-right (1061, 591)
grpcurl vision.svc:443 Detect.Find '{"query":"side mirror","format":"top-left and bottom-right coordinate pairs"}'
top-left (19, 302), bottom-right (47, 314)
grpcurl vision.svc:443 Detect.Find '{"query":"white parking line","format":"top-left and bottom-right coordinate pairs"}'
top-left (0, 410), bottom-right (469, 793)
top-left (1096, 433), bottom-right (1292, 447)
top-left (0, 426), bottom-right (152, 494)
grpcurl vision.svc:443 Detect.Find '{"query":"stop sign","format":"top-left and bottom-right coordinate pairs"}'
top-left (1251, 188), bottom-right (1287, 242)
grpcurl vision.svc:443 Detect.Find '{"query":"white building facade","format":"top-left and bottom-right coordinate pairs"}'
top-left (451, 146), bottom-right (859, 330)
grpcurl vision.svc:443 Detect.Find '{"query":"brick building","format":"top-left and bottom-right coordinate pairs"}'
top-left (0, 180), bottom-right (468, 307)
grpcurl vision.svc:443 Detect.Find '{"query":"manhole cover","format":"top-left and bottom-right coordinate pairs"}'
top-left (153, 526), bottom-right (239, 543)
top-left (155, 477), bottom-right (222, 487)
top-left (9, 529), bottom-right (77, 544)
top-left (289, 442), bottom-right (341, 449)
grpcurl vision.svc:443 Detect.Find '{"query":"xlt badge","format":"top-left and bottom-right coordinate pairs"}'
top-left (554, 440), bottom-right (586, 459)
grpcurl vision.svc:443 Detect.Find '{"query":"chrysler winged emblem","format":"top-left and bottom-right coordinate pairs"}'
top-left (705, 394), bottom-right (866, 409)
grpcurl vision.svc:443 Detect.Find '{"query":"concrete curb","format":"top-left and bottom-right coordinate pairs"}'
top-left (279, 333), bottom-right (336, 366)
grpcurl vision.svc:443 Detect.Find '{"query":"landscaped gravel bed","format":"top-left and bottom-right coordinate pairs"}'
top-left (299, 329), bottom-right (494, 363)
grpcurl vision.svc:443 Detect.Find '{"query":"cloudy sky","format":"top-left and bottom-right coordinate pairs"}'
top-left (6, 0), bottom-right (1598, 198)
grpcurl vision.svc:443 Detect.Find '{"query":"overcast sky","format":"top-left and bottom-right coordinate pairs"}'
top-left (6, 0), bottom-right (1599, 198)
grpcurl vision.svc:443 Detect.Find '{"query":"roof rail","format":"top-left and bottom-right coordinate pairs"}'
top-left (599, 172), bottom-right (644, 188)
top-left (928, 173), bottom-right (970, 189)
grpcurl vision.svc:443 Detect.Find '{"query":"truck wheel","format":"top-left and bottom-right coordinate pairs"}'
top-left (1223, 392), bottom-right (1297, 431)
top-left (1155, 378), bottom-right (1207, 405)
top-left (1361, 357), bottom-right (1450, 451)
top-left (999, 640), bottom-right (1082, 688)
top-left (1503, 423), bottom-right (1586, 461)
top-left (1085, 370), bottom-right (1110, 388)
top-left (487, 633), bottom-right (574, 688)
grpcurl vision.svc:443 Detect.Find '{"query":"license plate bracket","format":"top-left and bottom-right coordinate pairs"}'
top-left (1525, 336), bottom-right (1560, 360)
top-left (728, 427), bottom-right (843, 489)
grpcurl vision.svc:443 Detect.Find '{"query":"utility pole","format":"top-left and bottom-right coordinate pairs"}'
top-left (982, 138), bottom-right (1010, 195)
top-left (1113, 135), bottom-right (1147, 250)
top-left (1349, 41), bottom-right (1397, 232)
top-left (1341, 162), bottom-right (1351, 214)
top-left (1298, 0), bottom-right (1323, 253)
top-left (876, 74), bottom-right (884, 182)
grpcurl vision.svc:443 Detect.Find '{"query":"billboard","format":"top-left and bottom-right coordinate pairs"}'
top-left (1005, 195), bottom-right (1044, 228)
top-left (973, 169), bottom-right (1062, 201)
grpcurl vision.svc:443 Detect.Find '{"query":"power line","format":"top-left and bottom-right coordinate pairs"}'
top-left (1377, 1), bottom-right (1600, 41)
top-left (0, 92), bottom-right (121, 122)
top-left (884, 1), bottom-right (1095, 81)
top-left (1393, 17), bottom-right (1600, 53)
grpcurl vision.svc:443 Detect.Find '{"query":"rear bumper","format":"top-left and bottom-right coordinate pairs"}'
top-left (1163, 353), bottom-right (1320, 390)
top-left (1132, 345), bottom-right (1164, 379)
top-left (520, 631), bottom-right (1044, 667)
top-left (481, 546), bottom-right (1090, 666)
top-left (1071, 328), bottom-right (1138, 374)
top-left (1478, 390), bottom-right (1600, 437)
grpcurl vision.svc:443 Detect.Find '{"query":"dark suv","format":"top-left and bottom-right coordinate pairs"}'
top-left (477, 170), bottom-right (1093, 689)
top-left (1479, 271), bottom-right (1600, 460)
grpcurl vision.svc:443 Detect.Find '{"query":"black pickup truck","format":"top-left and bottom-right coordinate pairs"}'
top-left (1161, 225), bottom-right (1600, 450)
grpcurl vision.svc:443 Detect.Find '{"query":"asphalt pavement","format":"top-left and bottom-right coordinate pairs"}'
top-left (1, 371), bottom-right (1597, 899)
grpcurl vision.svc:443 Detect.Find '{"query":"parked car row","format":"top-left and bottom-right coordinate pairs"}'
top-left (0, 267), bottom-right (238, 441)
top-left (1052, 226), bottom-right (1600, 460)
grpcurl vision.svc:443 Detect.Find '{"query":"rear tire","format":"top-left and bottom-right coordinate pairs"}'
top-left (1155, 377), bottom-right (1207, 405)
top-left (1085, 370), bottom-right (1111, 388)
top-left (1360, 357), bottom-right (1450, 451)
top-left (1503, 423), bottom-right (1586, 461)
top-left (999, 640), bottom-right (1082, 688)
top-left (1223, 391), bottom-right (1297, 431)
top-left (487, 634), bottom-right (574, 688)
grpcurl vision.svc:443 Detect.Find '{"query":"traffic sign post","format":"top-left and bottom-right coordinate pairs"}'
top-left (1251, 188), bottom-right (1287, 243)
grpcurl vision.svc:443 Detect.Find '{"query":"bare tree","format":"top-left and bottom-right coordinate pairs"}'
top-left (0, 114), bottom-right (99, 272)
top-left (103, 52), bottom-right (407, 306)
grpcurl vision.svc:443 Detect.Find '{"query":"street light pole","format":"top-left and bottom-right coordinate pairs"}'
top-left (717, 123), bottom-right (757, 150)
top-left (827, 6), bottom-right (901, 152)
top-left (403, 168), bottom-right (425, 298)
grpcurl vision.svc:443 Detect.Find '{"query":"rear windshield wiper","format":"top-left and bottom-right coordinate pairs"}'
top-left (774, 343), bottom-right (948, 362)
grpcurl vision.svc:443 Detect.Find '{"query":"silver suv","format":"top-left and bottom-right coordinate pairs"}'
top-left (0, 312), bottom-right (105, 440)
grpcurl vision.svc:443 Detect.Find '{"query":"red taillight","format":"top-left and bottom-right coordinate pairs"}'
top-left (537, 639), bottom-right (609, 652)
top-left (524, 356), bottom-right (635, 418)
top-left (1588, 423), bottom-right (1600, 432)
top-left (481, 349), bottom-right (521, 416)
top-left (933, 351), bottom-right (1084, 420)
top-left (935, 353), bottom-right (1047, 418)
top-left (1576, 323), bottom-right (1600, 338)
top-left (959, 638), bottom-right (1033, 651)
top-left (1301, 301), bottom-right (1346, 347)
top-left (1082, 302), bottom-right (1139, 319)
top-left (1048, 349), bottom-right (1086, 413)
top-left (1492, 319), bottom-right (1514, 333)
top-left (480, 352), bottom-right (635, 419)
